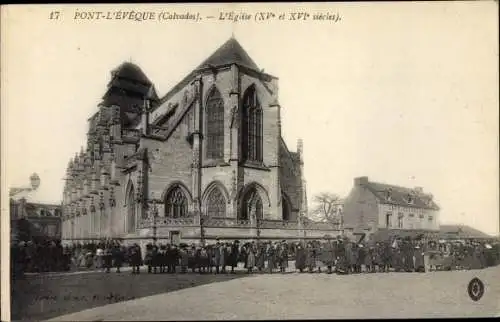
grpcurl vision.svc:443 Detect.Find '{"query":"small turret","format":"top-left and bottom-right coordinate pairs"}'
top-left (100, 166), bottom-right (110, 188)
top-left (67, 159), bottom-right (74, 174)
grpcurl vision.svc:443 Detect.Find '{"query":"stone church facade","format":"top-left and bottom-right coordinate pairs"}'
top-left (61, 38), bottom-right (339, 246)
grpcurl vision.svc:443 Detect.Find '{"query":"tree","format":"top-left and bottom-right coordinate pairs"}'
top-left (308, 192), bottom-right (343, 224)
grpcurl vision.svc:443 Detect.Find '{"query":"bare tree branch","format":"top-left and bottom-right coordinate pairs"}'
top-left (308, 192), bottom-right (342, 224)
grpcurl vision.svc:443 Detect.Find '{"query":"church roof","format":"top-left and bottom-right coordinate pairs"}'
top-left (152, 37), bottom-right (275, 113)
top-left (111, 62), bottom-right (152, 85)
top-left (196, 37), bottom-right (259, 71)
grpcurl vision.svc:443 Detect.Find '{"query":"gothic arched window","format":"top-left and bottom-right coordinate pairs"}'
top-left (165, 186), bottom-right (188, 218)
top-left (242, 85), bottom-right (263, 162)
top-left (206, 187), bottom-right (226, 217)
top-left (282, 195), bottom-right (290, 221)
top-left (240, 187), bottom-right (263, 221)
top-left (206, 87), bottom-right (224, 160)
top-left (126, 183), bottom-right (136, 233)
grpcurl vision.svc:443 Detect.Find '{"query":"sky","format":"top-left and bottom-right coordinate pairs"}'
top-left (2, 2), bottom-right (499, 235)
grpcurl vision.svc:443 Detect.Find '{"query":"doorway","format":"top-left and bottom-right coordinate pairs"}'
top-left (170, 231), bottom-right (180, 245)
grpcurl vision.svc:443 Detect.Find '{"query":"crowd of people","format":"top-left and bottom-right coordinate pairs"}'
top-left (11, 235), bottom-right (500, 279)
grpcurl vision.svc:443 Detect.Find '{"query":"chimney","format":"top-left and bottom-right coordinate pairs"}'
top-left (354, 176), bottom-right (369, 186)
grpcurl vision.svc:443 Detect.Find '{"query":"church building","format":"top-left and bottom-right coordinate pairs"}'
top-left (61, 37), bottom-right (338, 246)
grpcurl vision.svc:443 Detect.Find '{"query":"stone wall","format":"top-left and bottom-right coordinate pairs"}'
top-left (342, 184), bottom-right (379, 229)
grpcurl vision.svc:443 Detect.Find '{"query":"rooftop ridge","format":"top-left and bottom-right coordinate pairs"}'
top-left (151, 38), bottom-right (275, 112)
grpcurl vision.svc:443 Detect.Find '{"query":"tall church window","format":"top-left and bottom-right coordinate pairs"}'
top-left (206, 187), bottom-right (226, 217)
top-left (165, 186), bottom-right (188, 218)
top-left (240, 187), bottom-right (263, 221)
top-left (242, 85), bottom-right (263, 163)
top-left (282, 195), bottom-right (290, 221)
top-left (126, 183), bottom-right (136, 233)
top-left (206, 87), bottom-right (224, 160)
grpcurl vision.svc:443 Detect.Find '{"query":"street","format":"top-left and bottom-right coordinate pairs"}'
top-left (11, 264), bottom-right (500, 321)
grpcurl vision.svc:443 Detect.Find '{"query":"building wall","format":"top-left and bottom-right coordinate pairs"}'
top-left (342, 183), bottom-right (379, 230)
top-left (377, 203), bottom-right (439, 230)
top-left (239, 72), bottom-right (281, 219)
top-left (278, 141), bottom-right (301, 221)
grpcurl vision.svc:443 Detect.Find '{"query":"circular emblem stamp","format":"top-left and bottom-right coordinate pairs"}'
top-left (467, 277), bottom-right (485, 301)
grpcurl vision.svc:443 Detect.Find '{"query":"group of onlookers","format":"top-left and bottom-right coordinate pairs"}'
top-left (11, 236), bottom-right (500, 279)
top-left (11, 239), bottom-right (70, 278)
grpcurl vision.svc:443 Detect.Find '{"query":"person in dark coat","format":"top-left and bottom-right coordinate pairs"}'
top-left (373, 243), bottom-right (382, 273)
top-left (392, 246), bottom-right (403, 272)
top-left (335, 239), bottom-right (348, 275)
top-left (256, 243), bottom-right (266, 272)
top-left (365, 246), bottom-right (374, 273)
top-left (165, 244), bottom-right (173, 273)
top-left (240, 244), bottom-right (248, 269)
top-left (206, 245), bottom-right (215, 273)
top-left (130, 244), bottom-right (142, 274)
top-left (112, 244), bottom-right (124, 273)
top-left (414, 244), bottom-right (425, 272)
top-left (213, 240), bottom-right (223, 274)
top-left (357, 244), bottom-right (366, 273)
top-left (179, 246), bottom-right (189, 273)
top-left (246, 244), bottom-right (256, 274)
top-left (320, 240), bottom-right (335, 274)
top-left (201, 246), bottom-right (210, 273)
top-left (305, 243), bottom-right (316, 273)
top-left (382, 242), bottom-right (392, 272)
top-left (265, 243), bottom-right (274, 273)
top-left (103, 244), bottom-right (113, 273)
top-left (171, 244), bottom-right (180, 273)
top-left (295, 243), bottom-right (307, 272)
top-left (229, 241), bottom-right (240, 273)
top-left (278, 242), bottom-right (289, 273)
top-left (158, 245), bottom-right (167, 273)
top-left (145, 244), bottom-right (154, 273)
top-left (403, 239), bottom-right (415, 272)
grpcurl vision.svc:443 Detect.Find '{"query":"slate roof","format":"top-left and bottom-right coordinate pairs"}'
top-left (439, 225), bottom-right (493, 239)
top-left (153, 37), bottom-right (272, 110)
top-left (111, 62), bottom-right (152, 85)
top-left (196, 37), bottom-right (260, 71)
top-left (10, 188), bottom-right (61, 205)
top-left (365, 181), bottom-right (440, 210)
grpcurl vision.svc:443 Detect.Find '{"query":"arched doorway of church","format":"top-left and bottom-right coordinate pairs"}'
top-left (282, 195), bottom-right (290, 221)
top-left (240, 187), bottom-right (263, 221)
top-left (126, 183), bottom-right (136, 233)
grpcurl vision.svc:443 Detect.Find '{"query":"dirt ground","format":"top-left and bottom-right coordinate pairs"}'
top-left (13, 265), bottom-right (500, 321)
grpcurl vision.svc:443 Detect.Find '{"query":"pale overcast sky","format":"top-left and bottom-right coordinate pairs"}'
top-left (2, 2), bottom-right (498, 235)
